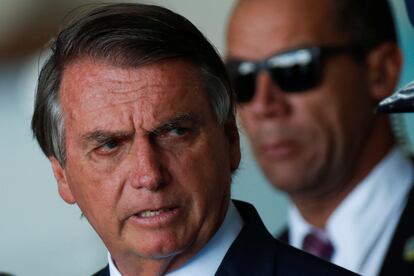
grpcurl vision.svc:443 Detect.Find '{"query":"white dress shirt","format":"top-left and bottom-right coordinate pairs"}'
top-left (108, 201), bottom-right (244, 276)
top-left (288, 147), bottom-right (414, 276)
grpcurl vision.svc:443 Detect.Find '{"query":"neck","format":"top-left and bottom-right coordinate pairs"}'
top-left (292, 117), bottom-right (395, 229)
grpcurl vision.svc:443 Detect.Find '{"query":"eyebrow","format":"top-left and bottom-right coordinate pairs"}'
top-left (81, 113), bottom-right (202, 145)
top-left (82, 130), bottom-right (133, 146)
top-left (151, 113), bottom-right (202, 135)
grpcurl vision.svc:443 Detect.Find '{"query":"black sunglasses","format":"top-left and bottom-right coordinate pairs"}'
top-left (225, 45), bottom-right (365, 103)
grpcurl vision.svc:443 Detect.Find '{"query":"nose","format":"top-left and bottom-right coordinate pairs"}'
top-left (248, 71), bottom-right (291, 118)
top-left (128, 141), bottom-right (166, 191)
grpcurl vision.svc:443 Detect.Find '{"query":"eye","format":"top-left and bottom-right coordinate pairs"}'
top-left (170, 127), bottom-right (189, 136)
top-left (155, 126), bottom-right (191, 140)
top-left (95, 139), bottom-right (120, 155)
top-left (103, 139), bottom-right (119, 149)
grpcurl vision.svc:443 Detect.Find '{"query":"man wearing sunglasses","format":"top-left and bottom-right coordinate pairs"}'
top-left (226, 0), bottom-right (414, 275)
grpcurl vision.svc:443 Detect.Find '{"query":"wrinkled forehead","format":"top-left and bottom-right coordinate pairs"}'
top-left (58, 57), bottom-right (206, 115)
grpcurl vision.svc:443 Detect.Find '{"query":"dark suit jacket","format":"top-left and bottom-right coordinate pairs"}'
top-left (94, 200), bottom-right (355, 275)
top-left (278, 186), bottom-right (414, 276)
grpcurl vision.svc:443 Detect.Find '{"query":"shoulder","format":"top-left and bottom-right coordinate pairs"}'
top-left (92, 265), bottom-right (109, 276)
top-left (217, 200), bottom-right (356, 275)
top-left (273, 239), bottom-right (356, 275)
top-left (379, 184), bottom-right (414, 275)
top-left (276, 226), bottom-right (289, 243)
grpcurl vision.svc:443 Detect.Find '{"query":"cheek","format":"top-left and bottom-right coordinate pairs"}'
top-left (237, 108), bottom-right (255, 131)
top-left (316, 61), bottom-right (374, 138)
top-left (65, 171), bottom-right (121, 246)
top-left (292, 97), bottom-right (341, 159)
top-left (168, 138), bottom-right (231, 198)
top-left (237, 110), bottom-right (261, 150)
top-left (65, 160), bottom-right (121, 220)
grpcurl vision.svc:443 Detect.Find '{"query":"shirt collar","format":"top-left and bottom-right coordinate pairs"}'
top-left (289, 147), bottom-right (413, 268)
top-left (108, 253), bottom-right (121, 276)
top-left (108, 200), bottom-right (243, 276)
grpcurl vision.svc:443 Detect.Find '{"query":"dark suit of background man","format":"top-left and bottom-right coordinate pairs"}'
top-left (226, 0), bottom-right (414, 275)
top-left (30, 3), bottom-right (354, 275)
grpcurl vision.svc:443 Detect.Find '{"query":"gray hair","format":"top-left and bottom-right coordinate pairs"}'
top-left (32, 3), bottom-right (236, 164)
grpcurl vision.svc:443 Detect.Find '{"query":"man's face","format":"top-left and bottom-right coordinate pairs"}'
top-left (52, 58), bottom-right (240, 268)
top-left (227, 0), bottom-right (377, 197)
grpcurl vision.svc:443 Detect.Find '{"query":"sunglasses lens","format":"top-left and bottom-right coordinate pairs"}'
top-left (269, 63), bottom-right (320, 92)
top-left (267, 49), bottom-right (321, 92)
top-left (226, 48), bottom-right (324, 103)
top-left (233, 73), bottom-right (256, 103)
top-left (227, 61), bottom-right (257, 103)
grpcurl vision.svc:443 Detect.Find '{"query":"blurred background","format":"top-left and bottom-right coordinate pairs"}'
top-left (0, 0), bottom-right (412, 275)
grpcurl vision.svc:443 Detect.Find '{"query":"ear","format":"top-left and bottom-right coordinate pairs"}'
top-left (225, 119), bottom-right (241, 172)
top-left (366, 42), bottom-right (402, 102)
top-left (50, 157), bottom-right (76, 204)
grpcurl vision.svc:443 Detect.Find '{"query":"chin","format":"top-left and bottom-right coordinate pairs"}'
top-left (264, 170), bottom-right (307, 193)
top-left (139, 236), bottom-right (193, 259)
top-left (123, 244), bottom-right (181, 261)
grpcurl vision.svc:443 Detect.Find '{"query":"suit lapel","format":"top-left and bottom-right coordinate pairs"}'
top-left (92, 265), bottom-right (110, 276)
top-left (379, 184), bottom-right (414, 275)
top-left (276, 227), bottom-right (289, 244)
top-left (215, 200), bottom-right (276, 276)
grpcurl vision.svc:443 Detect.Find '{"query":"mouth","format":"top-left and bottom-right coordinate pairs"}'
top-left (137, 207), bottom-right (176, 218)
top-left (259, 140), bottom-right (300, 160)
top-left (129, 206), bottom-right (181, 227)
